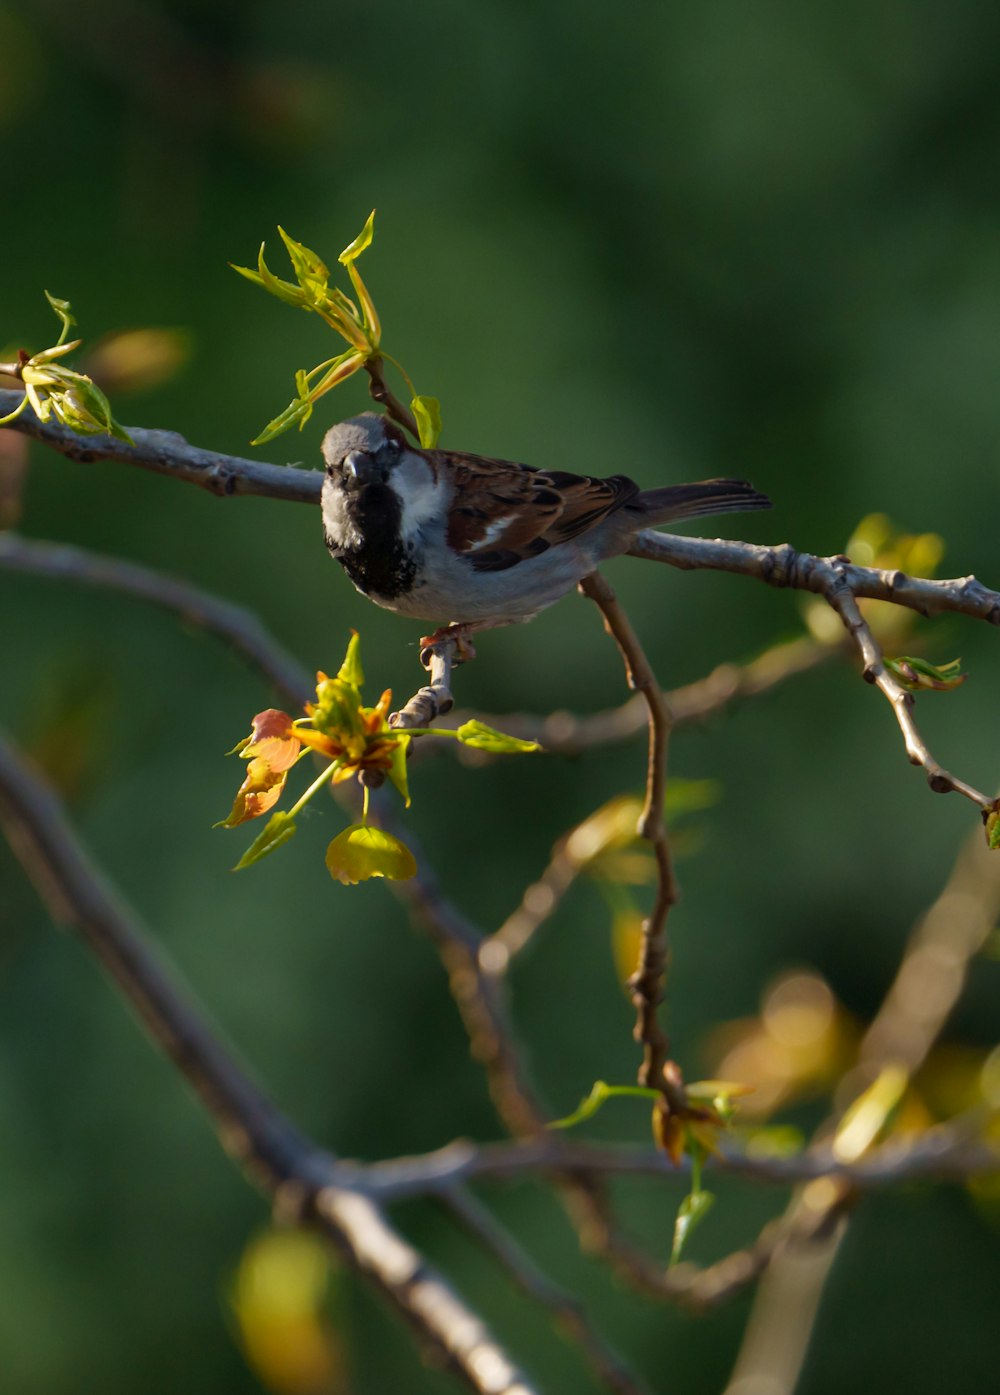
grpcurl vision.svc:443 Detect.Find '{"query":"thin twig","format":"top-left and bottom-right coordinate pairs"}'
top-left (578, 572), bottom-right (679, 1104)
top-left (347, 1125), bottom-right (999, 1201)
top-left (0, 729), bottom-right (538, 1395)
top-left (483, 828), bottom-right (586, 970)
top-left (390, 639), bottom-right (456, 730)
top-left (629, 528), bottom-right (1000, 629)
top-left (441, 1188), bottom-right (651, 1395)
top-left (0, 389), bottom-right (320, 503)
top-left (381, 834), bottom-right (548, 1138)
top-left (822, 569), bottom-right (994, 809)
top-left (0, 532), bottom-right (313, 708)
top-left (364, 356), bottom-right (420, 439)
top-left (458, 634), bottom-right (831, 757)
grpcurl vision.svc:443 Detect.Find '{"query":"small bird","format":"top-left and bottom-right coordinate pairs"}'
top-left (321, 413), bottom-right (770, 648)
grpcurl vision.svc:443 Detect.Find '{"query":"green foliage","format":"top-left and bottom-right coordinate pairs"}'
top-left (885, 655), bottom-right (967, 692)
top-left (0, 292), bottom-right (133, 441)
top-left (233, 214), bottom-right (441, 448)
top-left (454, 719), bottom-right (541, 753)
top-left (670, 1140), bottom-right (714, 1265)
top-left (235, 811), bottom-right (298, 870)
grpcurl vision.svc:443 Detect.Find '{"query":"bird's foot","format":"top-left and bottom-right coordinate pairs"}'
top-left (419, 623), bottom-right (480, 669)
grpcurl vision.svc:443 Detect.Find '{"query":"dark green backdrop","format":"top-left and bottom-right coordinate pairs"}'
top-left (2, 2), bottom-right (999, 1391)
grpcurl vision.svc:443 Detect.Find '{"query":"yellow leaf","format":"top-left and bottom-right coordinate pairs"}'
top-left (833, 1063), bottom-right (909, 1163)
top-left (325, 824), bottom-right (416, 885)
top-left (411, 394), bottom-right (442, 448)
top-left (338, 209), bottom-right (376, 265)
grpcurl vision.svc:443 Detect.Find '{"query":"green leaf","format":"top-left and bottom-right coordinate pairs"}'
top-left (277, 227), bottom-right (329, 291)
top-left (386, 733), bottom-right (412, 807)
top-left (411, 394), bottom-right (442, 448)
top-left (548, 1080), bottom-right (661, 1130)
top-left (45, 371), bottom-right (134, 444)
top-left (455, 720), bottom-right (541, 754)
top-left (232, 244), bottom-right (307, 308)
top-left (338, 210), bottom-right (376, 265)
top-left (234, 811), bottom-right (297, 870)
top-left (250, 396), bottom-right (314, 446)
top-left (44, 289), bottom-right (76, 344)
top-left (325, 823), bottom-right (416, 885)
top-left (986, 809), bottom-right (1000, 852)
top-left (885, 654), bottom-right (967, 692)
top-left (337, 631), bottom-right (364, 688)
top-left (670, 1189), bottom-right (715, 1265)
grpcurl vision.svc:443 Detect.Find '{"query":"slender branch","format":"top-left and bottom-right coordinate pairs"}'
top-left (0, 389), bottom-right (321, 503)
top-left (382, 832), bottom-right (548, 1138)
top-left (823, 570), bottom-right (994, 809)
top-left (483, 825), bottom-right (587, 969)
top-left (0, 532), bottom-right (313, 708)
top-left (578, 572), bottom-right (679, 1103)
top-left (390, 638), bottom-right (456, 730)
top-left (479, 643), bottom-right (829, 974)
top-left (346, 1124), bottom-right (999, 1201)
top-left (720, 1223), bottom-right (844, 1395)
top-left (441, 1188), bottom-right (651, 1395)
top-left (629, 528), bottom-right (1000, 628)
top-left (364, 355), bottom-right (420, 439)
top-left (0, 729), bottom-right (539, 1395)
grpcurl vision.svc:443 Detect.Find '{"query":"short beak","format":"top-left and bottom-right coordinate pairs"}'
top-left (342, 449), bottom-right (384, 488)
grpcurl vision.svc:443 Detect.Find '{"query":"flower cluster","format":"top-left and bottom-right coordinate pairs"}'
top-left (232, 213), bottom-right (441, 448)
top-left (218, 633), bottom-right (539, 884)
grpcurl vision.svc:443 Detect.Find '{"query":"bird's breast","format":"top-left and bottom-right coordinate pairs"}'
top-left (321, 479), bottom-right (418, 601)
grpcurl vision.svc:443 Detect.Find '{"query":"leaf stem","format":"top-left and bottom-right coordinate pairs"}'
top-left (288, 758), bottom-right (341, 818)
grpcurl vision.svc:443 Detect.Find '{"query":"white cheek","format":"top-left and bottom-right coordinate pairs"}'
top-left (321, 479), bottom-right (360, 548)
top-left (394, 459), bottom-right (444, 541)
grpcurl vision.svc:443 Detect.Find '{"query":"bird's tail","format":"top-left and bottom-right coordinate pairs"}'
top-left (630, 478), bottom-right (771, 527)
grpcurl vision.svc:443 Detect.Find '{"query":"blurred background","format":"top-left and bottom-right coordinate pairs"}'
top-left (2, 1), bottom-right (1000, 1391)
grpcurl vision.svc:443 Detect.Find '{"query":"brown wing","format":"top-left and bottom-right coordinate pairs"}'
top-left (436, 449), bottom-right (639, 573)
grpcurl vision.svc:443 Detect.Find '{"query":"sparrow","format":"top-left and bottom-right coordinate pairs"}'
top-left (320, 413), bottom-right (770, 646)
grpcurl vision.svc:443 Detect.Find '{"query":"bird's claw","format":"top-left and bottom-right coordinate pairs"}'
top-left (419, 626), bottom-right (478, 669)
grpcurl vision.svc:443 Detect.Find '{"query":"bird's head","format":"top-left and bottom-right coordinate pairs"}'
top-left (321, 413), bottom-right (409, 492)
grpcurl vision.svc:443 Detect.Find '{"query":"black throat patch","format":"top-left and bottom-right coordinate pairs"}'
top-left (325, 482), bottom-right (417, 601)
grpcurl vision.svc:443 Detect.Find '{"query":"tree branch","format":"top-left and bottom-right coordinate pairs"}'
top-left (0, 532), bottom-right (313, 708)
top-left (440, 1187), bottom-right (651, 1395)
top-left (823, 569), bottom-right (994, 809)
top-left (0, 730), bottom-right (538, 1395)
top-left (0, 390), bottom-right (321, 503)
top-left (578, 572), bottom-right (679, 1106)
top-left (628, 528), bottom-right (1000, 627)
